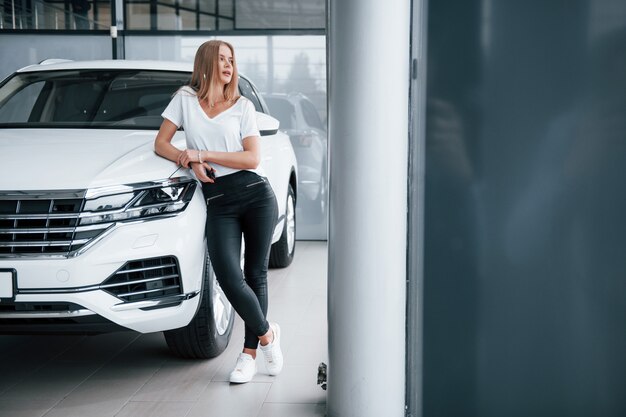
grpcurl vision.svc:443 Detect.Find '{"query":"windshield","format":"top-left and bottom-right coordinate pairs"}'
top-left (0, 69), bottom-right (190, 130)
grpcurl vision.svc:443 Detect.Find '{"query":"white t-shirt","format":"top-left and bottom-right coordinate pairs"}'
top-left (161, 86), bottom-right (263, 178)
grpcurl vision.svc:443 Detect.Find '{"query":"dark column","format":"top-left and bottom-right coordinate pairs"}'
top-left (419, 1), bottom-right (626, 416)
top-left (111, 0), bottom-right (124, 59)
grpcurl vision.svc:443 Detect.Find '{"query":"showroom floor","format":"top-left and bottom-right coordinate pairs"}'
top-left (0, 241), bottom-right (328, 417)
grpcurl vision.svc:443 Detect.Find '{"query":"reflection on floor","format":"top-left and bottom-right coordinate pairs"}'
top-left (0, 241), bottom-right (328, 417)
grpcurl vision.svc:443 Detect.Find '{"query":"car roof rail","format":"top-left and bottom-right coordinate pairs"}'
top-left (38, 58), bottom-right (74, 65)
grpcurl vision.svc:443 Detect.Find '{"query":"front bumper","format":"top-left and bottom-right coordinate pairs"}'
top-left (0, 188), bottom-right (207, 334)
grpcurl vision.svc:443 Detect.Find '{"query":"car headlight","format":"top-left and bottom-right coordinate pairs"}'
top-left (79, 178), bottom-right (197, 226)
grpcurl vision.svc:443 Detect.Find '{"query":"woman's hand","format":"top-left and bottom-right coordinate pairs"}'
top-left (177, 149), bottom-right (203, 168)
top-left (191, 162), bottom-right (216, 183)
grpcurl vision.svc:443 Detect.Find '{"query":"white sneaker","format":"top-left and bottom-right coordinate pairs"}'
top-left (260, 322), bottom-right (284, 376)
top-left (229, 353), bottom-right (257, 384)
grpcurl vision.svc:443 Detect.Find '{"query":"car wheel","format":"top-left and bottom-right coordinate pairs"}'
top-left (269, 185), bottom-right (296, 268)
top-left (164, 245), bottom-right (234, 359)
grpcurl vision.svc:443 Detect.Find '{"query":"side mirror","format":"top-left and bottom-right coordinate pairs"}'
top-left (256, 112), bottom-right (280, 136)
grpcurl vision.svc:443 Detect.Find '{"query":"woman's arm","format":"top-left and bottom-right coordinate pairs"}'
top-left (179, 136), bottom-right (261, 170)
top-left (155, 119), bottom-right (215, 183)
top-left (154, 119), bottom-right (183, 162)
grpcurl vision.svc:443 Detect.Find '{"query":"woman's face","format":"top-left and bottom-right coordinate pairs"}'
top-left (217, 44), bottom-right (234, 85)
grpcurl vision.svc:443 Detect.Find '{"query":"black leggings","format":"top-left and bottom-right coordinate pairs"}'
top-left (202, 170), bottom-right (278, 349)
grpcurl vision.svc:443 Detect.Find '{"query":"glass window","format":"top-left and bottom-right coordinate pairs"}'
top-left (199, 0), bottom-right (217, 13)
top-left (218, 18), bottom-right (234, 30)
top-left (1, 0), bottom-right (324, 32)
top-left (301, 99), bottom-right (324, 130)
top-left (123, 0), bottom-right (241, 32)
top-left (157, 5), bottom-right (177, 30)
top-left (199, 15), bottom-right (216, 30)
top-left (218, 0), bottom-right (235, 17)
top-left (179, 0), bottom-right (197, 8)
top-left (125, 3), bottom-right (151, 30)
top-left (0, 0), bottom-right (109, 30)
top-left (180, 10), bottom-right (198, 30)
top-left (0, 82), bottom-right (45, 123)
top-left (263, 97), bottom-right (295, 129)
top-left (235, 0), bottom-right (325, 30)
top-left (0, 70), bottom-right (190, 129)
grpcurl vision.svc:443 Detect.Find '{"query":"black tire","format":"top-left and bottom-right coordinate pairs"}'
top-left (269, 185), bottom-right (296, 268)
top-left (164, 246), bottom-right (234, 359)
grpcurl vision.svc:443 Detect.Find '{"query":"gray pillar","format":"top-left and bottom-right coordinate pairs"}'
top-left (327, 0), bottom-right (410, 416)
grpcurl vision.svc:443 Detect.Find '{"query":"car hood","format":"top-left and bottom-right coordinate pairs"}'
top-left (0, 129), bottom-right (187, 191)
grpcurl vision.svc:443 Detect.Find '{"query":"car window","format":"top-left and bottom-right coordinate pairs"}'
top-left (0, 70), bottom-right (190, 129)
top-left (301, 99), bottom-right (324, 130)
top-left (264, 97), bottom-right (296, 129)
top-left (238, 77), bottom-right (263, 112)
top-left (0, 81), bottom-right (45, 122)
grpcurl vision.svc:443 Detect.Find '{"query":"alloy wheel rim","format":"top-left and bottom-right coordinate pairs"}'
top-left (287, 194), bottom-right (296, 254)
top-left (212, 277), bottom-right (232, 335)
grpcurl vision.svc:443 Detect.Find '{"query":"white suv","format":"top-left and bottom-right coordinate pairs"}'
top-left (0, 59), bottom-right (298, 358)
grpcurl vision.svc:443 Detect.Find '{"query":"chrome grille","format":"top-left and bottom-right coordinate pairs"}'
top-left (0, 192), bottom-right (110, 257)
top-left (102, 256), bottom-right (182, 302)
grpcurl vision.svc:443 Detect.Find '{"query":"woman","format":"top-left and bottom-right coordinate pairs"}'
top-left (154, 40), bottom-right (283, 384)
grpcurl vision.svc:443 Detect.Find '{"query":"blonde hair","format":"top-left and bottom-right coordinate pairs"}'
top-left (189, 40), bottom-right (240, 106)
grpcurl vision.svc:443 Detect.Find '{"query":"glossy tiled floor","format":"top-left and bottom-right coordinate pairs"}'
top-left (0, 241), bottom-right (328, 417)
